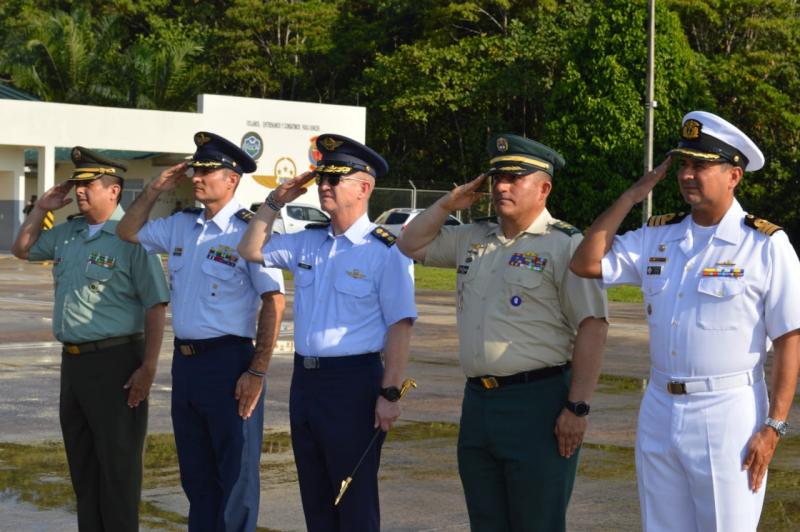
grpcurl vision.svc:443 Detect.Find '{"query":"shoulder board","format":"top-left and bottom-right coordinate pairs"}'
top-left (744, 214), bottom-right (783, 236)
top-left (474, 216), bottom-right (498, 224)
top-left (67, 213), bottom-right (84, 221)
top-left (182, 207), bottom-right (203, 215)
top-left (549, 220), bottom-right (581, 236)
top-left (647, 212), bottom-right (688, 227)
top-left (234, 208), bottom-right (254, 223)
top-left (371, 226), bottom-right (397, 247)
top-left (305, 222), bottom-right (330, 230)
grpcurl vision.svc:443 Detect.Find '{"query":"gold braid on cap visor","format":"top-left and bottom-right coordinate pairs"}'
top-left (668, 148), bottom-right (724, 161)
top-left (71, 167), bottom-right (118, 176)
top-left (489, 155), bottom-right (550, 171)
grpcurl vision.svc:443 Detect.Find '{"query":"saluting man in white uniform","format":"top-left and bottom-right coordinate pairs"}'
top-left (570, 111), bottom-right (800, 531)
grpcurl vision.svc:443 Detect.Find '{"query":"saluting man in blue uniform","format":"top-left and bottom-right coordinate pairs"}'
top-left (571, 111), bottom-right (800, 531)
top-left (117, 132), bottom-right (286, 532)
top-left (238, 134), bottom-right (416, 532)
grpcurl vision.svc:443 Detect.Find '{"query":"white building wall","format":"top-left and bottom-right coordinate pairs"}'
top-left (0, 94), bottom-right (366, 250)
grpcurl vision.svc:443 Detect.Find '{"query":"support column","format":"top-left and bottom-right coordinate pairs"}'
top-left (37, 145), bottom-right (55, 195)
top-left (0, 145), bottom-right (27, 251)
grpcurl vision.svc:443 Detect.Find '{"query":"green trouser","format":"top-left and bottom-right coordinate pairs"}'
top-left (60, 339), bottom-right (148, 532)
top-left (458, 370), bottom-right (578, 532)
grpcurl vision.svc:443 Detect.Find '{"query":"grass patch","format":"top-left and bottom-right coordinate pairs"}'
top-left (607, 285), bottom-right (643, 303)
top-left (387, 421), bottom-right (459, 442)
top-left (414, 264), bottom-right (456, 291)
top-left (596, 374), bottom-right (647, 394)
top-left (578, 443), bottom-right (636, 481)
top-left (413, 264), bottom-right (644, 302)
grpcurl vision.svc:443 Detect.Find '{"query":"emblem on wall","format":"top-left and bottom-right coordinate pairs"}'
top-left (241, 131), bottom-right (264, 160)
top-left (274, 157), bottom-right (297, 184)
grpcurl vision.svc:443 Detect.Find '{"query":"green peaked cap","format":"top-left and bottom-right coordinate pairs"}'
top-left (486, 133), bottom-right (565, 177)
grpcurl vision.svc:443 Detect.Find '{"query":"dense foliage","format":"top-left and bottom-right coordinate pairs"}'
top-left (2, 0), bottom-right (798, 236)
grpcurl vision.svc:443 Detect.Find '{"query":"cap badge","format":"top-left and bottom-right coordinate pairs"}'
top-left (681, 119), bottom-right (702, 140)
top-left (72, 148), bottom-right (82, 160)
top-left (195, 132), bottom-right (211, 146)
top-left (321, 137), bottom-right (344, 151)
top-left (496, 137), bottom-right (509, 153)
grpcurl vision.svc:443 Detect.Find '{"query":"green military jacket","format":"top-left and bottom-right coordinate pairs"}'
top-left (28, 205), bottom-right (170, 344)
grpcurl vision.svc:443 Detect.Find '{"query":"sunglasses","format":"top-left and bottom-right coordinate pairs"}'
top-left (315, 173), bottom-right (370, 187)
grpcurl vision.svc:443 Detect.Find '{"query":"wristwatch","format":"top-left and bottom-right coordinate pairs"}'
top-left (380, 386), bottom-right (402, 402)
top-left (564, 400), bottom-right (590, 417)
top-left (764, 417), bottom-right (789, 437)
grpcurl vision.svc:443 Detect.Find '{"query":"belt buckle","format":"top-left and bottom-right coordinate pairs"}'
top-left (303, 356), bottom-right (320, 369)
top-left (179, 344), bottom-right (195, 356)
top-left (667, 381), bottom-right (687, 394)
top-left (480, 377), bottom-right (499, 389)
top-left (65, 345), bottom-right (80, 355)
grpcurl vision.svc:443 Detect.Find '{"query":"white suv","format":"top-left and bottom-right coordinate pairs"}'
top-left (374, 208), bottom-right (461, 235)
top-left (249, 202), bottom-right (330, 234)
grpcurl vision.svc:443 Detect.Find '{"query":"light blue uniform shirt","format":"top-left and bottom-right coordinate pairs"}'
top-left (137, 199), bottom-right (284, 340)
top-left (261, 213), bottom-right (416, 356)
top-left (601, 199), bottom-right (800, 378)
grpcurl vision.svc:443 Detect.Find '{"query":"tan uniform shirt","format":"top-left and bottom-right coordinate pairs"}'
top-left (423, 209), bottom-right (608, 377)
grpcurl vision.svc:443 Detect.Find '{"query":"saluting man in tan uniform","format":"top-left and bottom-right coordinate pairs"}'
top-left (398, 133), bottom-right (608, 532)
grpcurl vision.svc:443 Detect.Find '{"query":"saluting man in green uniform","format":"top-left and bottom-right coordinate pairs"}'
top-left (12, 147), bottom-right (170, 532)
top-left (398, 134), bottom-right (609, 531)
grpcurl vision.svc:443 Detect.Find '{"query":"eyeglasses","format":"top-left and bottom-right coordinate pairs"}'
top-left (315, 173), bottom-right (370, 187)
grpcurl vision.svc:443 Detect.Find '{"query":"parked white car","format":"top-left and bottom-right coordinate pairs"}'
top-left (249, 202), bottom-right (330, 234)
top-left (374, 208), bottom-right (461, 235)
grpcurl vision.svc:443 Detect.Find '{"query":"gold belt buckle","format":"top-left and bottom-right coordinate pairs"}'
top-left (480, 377), bottom-right (499, 389)
top-left (667, 381), bottom-right (687, 394)
top-left (179, 344), bottom-right (195, 356)
top-left (65, 345), bottom-right (81, 355)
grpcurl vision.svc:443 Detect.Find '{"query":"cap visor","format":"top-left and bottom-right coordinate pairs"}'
top-left (668, 147), bottom-right (724, 162)
top-left (189, 160), bottom-right (224, 168)
top-left (69, 173), bottom-right (103, 181)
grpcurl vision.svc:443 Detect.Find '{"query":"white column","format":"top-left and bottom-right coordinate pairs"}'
top-left (37, 145), bottom-right (55, 195)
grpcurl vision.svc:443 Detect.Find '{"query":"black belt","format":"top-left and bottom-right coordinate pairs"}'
top-left (468, 362), bottom-right (571, 390)
top-left (174, 335), bottom-right (252, 356)
top-left (63, 333), bottom-right (144, 356)
top-left (294, 352), bottom-right (381, 370)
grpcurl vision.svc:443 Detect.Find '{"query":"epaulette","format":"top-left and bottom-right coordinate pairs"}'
top-left (744, 214), bottom-right (783, 236)
top-left (549, 220), bottom-right (581, 236)
top-left (371, 226), bottom-right (397, 247)
top-left (182, 207), bottom-right (203, 215)
top-left (305, 222), bottom-right (330, 230)
top-left (67, 213), bottom-right (84, 221)
top-left (234, 208), bottom-right (254, 223)
top-left (474, 216), bottom-right (498, 224)
top-left (647, 212), bottom-right (688, 227)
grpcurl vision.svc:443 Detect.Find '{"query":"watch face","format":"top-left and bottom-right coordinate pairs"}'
top-left (382, 386), bottom-right (401, 402)
top-left (568, 401), bottom-right (590, 416)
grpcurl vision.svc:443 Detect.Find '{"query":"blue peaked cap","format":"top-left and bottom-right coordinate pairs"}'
top-left (190, 131), bottom-right (257, 174)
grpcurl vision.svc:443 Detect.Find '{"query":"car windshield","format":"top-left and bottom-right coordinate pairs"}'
top-left (384, 212), bottom-right (409, 225)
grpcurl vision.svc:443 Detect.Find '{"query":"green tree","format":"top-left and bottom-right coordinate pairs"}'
top-left (1, 7), bottom-right (122, 104)
top-left (667, 0), bottom-right (800, 241)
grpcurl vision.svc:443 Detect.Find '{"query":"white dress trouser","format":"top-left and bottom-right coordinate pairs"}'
top-left (636, 379), bottom-right (768, 532)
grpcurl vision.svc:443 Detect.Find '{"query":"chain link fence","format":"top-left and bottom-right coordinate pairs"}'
top-left (369, 181), bottom-right (492, 222)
